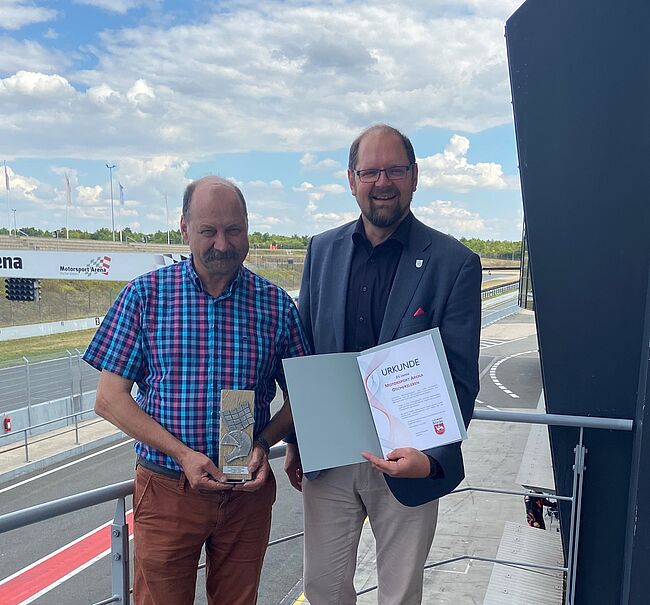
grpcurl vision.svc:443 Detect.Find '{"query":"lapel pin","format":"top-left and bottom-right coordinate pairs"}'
top-left (415, 259), bottom-right (423, 268)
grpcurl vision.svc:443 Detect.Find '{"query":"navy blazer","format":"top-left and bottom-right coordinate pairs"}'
top-left (298, 214), bottom-right (481, 506)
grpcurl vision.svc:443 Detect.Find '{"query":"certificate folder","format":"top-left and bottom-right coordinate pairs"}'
top-left (282, 328), bottom-right (466, 473)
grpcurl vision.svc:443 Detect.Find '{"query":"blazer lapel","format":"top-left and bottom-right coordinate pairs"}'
top-left (330, 226), bottom-right (355, 350)
top-left (378, 220), bottom-right (431, 344)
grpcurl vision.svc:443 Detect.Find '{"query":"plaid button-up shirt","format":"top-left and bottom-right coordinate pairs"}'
top-left (83, 258), bottom-right (309, 472)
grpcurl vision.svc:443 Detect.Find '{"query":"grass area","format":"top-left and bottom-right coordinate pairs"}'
top-left (0, 328), bottom-right (98, 367)
top-left (480, 257), bottom-right (520, 268)
top-left (0, 279), bottom-right (124, 328)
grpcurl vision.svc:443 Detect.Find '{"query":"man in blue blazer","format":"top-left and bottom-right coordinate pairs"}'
top-left (285, 124), bottom-right (481, 604)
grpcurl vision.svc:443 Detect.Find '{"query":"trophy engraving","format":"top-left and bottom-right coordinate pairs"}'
top-left (219, 390), bottom-right (255, 481)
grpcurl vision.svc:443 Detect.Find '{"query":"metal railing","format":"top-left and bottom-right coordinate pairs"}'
top-left (481, 280), bottom-right (519, 300)
top-left (0, 409), bottom-right (633, 605)
top-left (0, 408), bottom-right (104, 462)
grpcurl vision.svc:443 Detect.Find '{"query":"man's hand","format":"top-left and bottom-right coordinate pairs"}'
top-left (233, 442), bottom-right (270, 492)
top-left (361, 448), bottom-right (431, 478)
top-left (284, 442), bottom-right (303, 491)
top-left (178, 449), bottom-right (232, 491)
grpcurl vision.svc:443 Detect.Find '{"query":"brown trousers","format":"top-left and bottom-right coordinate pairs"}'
top-left (133, 465), bottom-right (276, 605)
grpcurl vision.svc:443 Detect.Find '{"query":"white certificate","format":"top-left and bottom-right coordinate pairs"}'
top-left (283, 328), bottom-right (467, 473)
top-left (356, 333), bottom-right (464, 457)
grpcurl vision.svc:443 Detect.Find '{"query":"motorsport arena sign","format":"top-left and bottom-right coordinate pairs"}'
top-left (0, 250), bottom-right (190, 281)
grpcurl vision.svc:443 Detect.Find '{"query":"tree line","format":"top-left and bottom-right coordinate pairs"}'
top-left (1, 227), bottom-right (520, 258)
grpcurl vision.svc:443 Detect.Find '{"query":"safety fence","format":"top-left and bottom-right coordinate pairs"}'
top-left (0, 410), bottom-right (633, 605)
top-left (0, 349), bottom-right (96, 420)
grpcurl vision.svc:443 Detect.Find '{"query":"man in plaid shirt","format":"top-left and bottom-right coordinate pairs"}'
top-left (84, 176), bottom-right (309, 605)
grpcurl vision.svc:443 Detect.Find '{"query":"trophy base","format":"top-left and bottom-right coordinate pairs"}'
top-left (222, 465), bottom-right (252, 482)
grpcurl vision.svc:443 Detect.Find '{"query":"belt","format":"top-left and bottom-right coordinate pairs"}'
top-left (137, 456), bottom-right (182, 479)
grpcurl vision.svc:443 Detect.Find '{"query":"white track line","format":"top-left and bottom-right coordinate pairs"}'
top-left (0, 438), bottom-right (133, 495)
top-left (2, 510), bottom-right (134, 605)
top-left (488, 349), bottom-right (538, 399)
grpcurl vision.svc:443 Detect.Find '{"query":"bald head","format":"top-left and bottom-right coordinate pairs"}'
top-left (348, 124), bottom-right (415, 170)
top-left (182, 176), bottom-right (248, 220)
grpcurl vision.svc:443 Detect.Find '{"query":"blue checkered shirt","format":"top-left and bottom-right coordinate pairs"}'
top-left (83, 259), bottom-right (309, 472)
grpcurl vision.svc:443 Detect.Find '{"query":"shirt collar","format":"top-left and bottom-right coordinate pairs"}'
top-left (352, 211), bottom-right (413, 250)
top-left (183, 256), bottom-right (242, 298)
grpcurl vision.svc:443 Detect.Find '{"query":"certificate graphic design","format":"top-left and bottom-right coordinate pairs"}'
top-left (357, 333), bottom-right (464, 457)
top-left (282, 328), bottom-right (467, 473)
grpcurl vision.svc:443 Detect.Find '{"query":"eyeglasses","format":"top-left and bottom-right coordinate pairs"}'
top-left (354, 164), bottom-right (413, 183)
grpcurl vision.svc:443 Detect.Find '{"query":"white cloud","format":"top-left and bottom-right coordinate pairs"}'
top-left (319, 183), bottom-right (346, 194)
top-left (7, 171), bottom-right (41, 201)
top-left (293, 181), bottom-right (346, 202)
top-left (1, 1), bottom-right (57, 31)
top-left (300, 153), bottom-right (341, 172)
top-left (2, 157), bottom-right (191, 233)
top-left (107, 156), bottom-right (190, 229)
top-left (0, 70), bottom-right (73, 96)
top-left (249, 212), bottom-right (284, 227)
top-left (305, 200), bottom-right (357, 229)
top-left (244, 179), bottom-right (284, 190)
top-left (413, 200), bottom-right (492, 238)
top-left (299, 153), bottom-right (316, 167)
top-left (418, 135), bottom-right (510, 192)
top-left (73, 0), bottom-right (149, 15)
top-left (76, 185), bottom-right (104, 206)
top-left (0, 1), bottom-right (520, 159)
top-left (0, 37), bottom-right (68, 74)
top-left (0, 1), bottom-right (525, 240)
top-left (126, 78), bottom-right (155, 107)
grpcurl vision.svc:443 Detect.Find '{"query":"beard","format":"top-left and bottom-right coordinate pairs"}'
top-left (365, 188), bottom-right (409, 228)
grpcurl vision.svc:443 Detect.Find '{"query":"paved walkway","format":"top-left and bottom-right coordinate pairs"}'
top-left (0, 417), bottom-right (125, 483)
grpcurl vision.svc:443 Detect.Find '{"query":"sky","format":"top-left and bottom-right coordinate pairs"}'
top-left (0, 0), bottom-right (527, 240)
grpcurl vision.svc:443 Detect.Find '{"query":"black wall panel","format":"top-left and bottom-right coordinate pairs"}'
top-left (506, 1), bottom-right (650, 602)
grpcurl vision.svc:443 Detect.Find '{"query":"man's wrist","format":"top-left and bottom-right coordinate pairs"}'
top-left (254, 436), bottom-right (271, 455)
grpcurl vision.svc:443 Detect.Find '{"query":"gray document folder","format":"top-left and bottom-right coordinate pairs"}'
top-left (282, 352), bottom-right (383, 473)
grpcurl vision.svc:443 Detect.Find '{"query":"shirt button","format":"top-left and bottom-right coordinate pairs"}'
top-left (359, 316), bottom-right (365, 323)
top-left (361, 286), bottom-right (368, 293)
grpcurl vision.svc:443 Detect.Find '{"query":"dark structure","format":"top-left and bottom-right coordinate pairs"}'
top-left (518, 222), bottom-right (533, 310)
top-left (506, 0), bottom-right (650, 603)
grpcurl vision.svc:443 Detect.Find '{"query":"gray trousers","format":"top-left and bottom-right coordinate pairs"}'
top-left (302, 463), bottom-right (439, 605)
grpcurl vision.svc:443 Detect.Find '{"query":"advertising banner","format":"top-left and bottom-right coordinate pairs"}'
top-left (0, 249), bottom-right (190, 281)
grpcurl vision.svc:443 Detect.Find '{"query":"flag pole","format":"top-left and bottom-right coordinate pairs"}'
top-left (4, 161), bottom-right (10, 236)
top-left (65, 175), bottom-right (68, 239)
top-left (118, 182), bottom-right (125, 243)
top-left (165, 192), bottom-right (170, 245)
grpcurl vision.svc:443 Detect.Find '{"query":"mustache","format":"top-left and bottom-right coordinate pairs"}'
top-left (202, 249), bottom-right (240, 262)
top-left (371, 185), bottom-right (399, 196)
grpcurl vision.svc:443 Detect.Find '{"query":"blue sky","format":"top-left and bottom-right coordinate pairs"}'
top-left (1, 0), bottom-right (526, 239)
